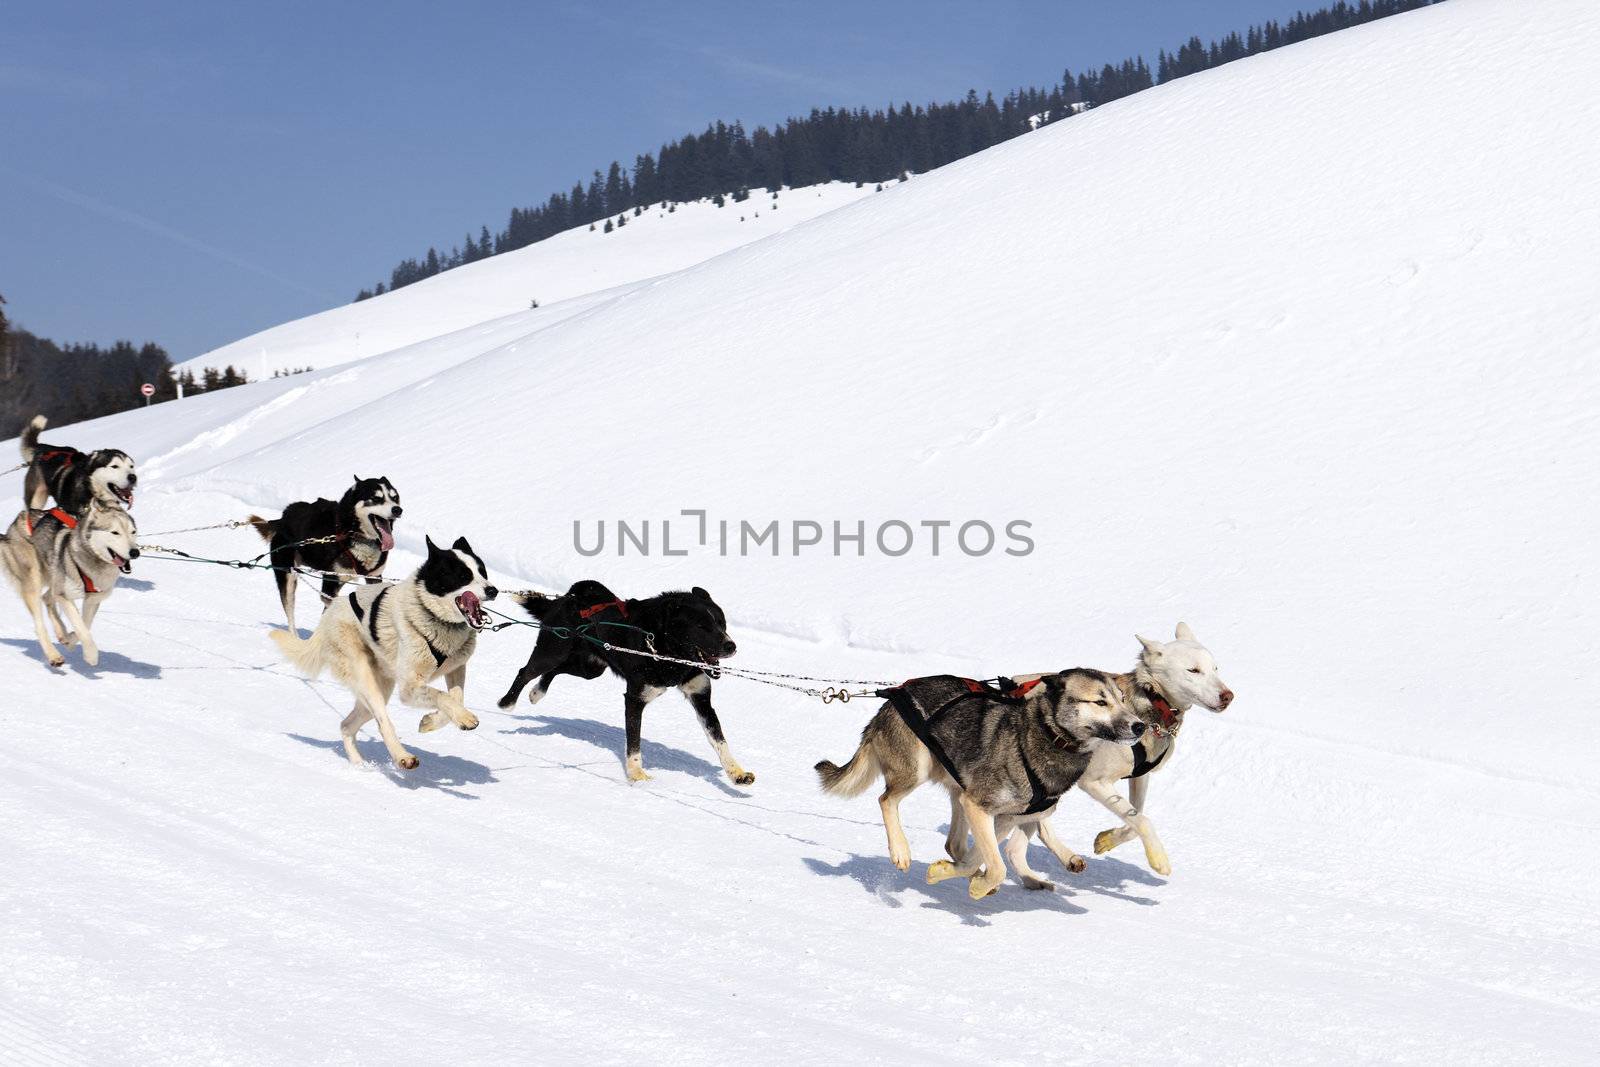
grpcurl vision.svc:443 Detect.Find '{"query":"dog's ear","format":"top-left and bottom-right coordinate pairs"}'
top-left (1136, 634), bottom-right (1163, 656)
top-left (1044, 672), bottom-right (1067, 693)
top-left (353, 474), bottom-right (363, 486)
top-left (452, 536), bottom-right (472, 554)
top-left (1175, 621), bottom-right (1196, 642)
top-left (692, 586), bottom-right (710, 600)
top-left (425, 535), bottom-right (440, 555)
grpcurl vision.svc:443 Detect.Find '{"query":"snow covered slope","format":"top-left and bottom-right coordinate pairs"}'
top-left (179, 183), bottom-right (877, 376)
top-left (4, 1), bottom-right (1599, 1061)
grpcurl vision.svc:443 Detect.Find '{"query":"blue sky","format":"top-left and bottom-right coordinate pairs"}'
top-left (4, 1), bottom-right (1313, 362)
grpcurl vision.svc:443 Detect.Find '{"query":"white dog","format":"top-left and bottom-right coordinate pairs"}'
top-left (271, 536), bottom-right (496, 769)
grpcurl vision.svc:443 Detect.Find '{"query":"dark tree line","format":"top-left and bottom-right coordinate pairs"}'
top-left (1, 329), bottom-right (178, 430)
top-left (350, 0), bottom-right (1442, 302)
top-left (174, 365), bottom-right (252, 394)
top-left (0, 292), bottom-right (251, 431)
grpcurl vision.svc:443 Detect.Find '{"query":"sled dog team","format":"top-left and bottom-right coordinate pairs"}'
top-left (3, 415), bottom-right (1235, 900)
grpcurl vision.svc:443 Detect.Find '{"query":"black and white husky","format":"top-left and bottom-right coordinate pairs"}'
top-left (248, 476), bottom-right (401, 632)
top-left (19, 415), bottom-right (137, 513)
top-left (270, 537), bottom-right (496, 770)
top-left (0, 501), bottom-right (139, 669)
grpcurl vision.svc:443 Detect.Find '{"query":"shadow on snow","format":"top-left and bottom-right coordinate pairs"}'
top-left (284, 732), bottom-right (498, 799)
top-left (802, 847), bottom-right (1164, 926)
top-left (0, 637), bottom-right (163, 680)
top-left (502, 712), bottom-right (751, 797)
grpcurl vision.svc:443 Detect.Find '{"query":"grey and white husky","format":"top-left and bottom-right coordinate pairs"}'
top-left (815, 670), bottom-right (1143, 899)
top-left (994, 623), bottom-right (1235, 884)
top-left (0, 502), bottom-right (139, 668)
top-left (270, 536), bottom-right (497, 770)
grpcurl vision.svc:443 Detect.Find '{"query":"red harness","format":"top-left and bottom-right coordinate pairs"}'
top-left (24, 508), bottom-right (100, 594)
top-left (961, 676), bottom-right (1042, 700)
top-left (579, 598), bottom-right (628, 620)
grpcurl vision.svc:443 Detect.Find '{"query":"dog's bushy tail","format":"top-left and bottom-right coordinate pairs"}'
top-left (19, 415), bottom-right (45, 461)
top-left (510, 589), bottom-right (556, 621)
top-left (269, 627), bottom-right (326, 678)
top-left (246, 515), bottom-right (277, 542)
top-left (815, 741), bottom-right (881, 797)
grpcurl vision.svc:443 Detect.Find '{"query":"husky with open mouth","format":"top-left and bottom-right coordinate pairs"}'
top-left (248, 476), bottom-right (401, 633)
top-left (270, 536), bottom-right (496, 770)
top-left (19, 415), bottom-right (138, 514)
top-left (0, 499), bottom-right (139, 669)
top-left (496, 579), bottom-right (752, 786)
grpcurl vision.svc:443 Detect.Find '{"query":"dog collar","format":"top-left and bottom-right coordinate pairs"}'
top-left (1139, 684), bottom-right (1181, 732)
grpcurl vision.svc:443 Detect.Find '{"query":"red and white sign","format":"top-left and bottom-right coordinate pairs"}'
top-left (140, 383), bottom-right (155, 397)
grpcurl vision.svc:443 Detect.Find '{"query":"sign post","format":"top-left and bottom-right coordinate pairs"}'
top-left (140, 382), bottom-right (155, 406)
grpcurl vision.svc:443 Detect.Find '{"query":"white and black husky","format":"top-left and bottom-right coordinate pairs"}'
top-left (0, 501), bottom-right (139, 669)
top-left (270, 536), bottom-right (496, 770)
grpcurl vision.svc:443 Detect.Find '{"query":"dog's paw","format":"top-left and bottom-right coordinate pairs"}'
top-left (1094, 828), bottom-right (1126, 855)
top-left (81, 646), bottom-right (100, 667)
top-left (926, 860), bottom-right (960, 884)
top-left (62, 632), bottom-right (80, 647)
top-left (626, 767), bottom-right (653, 783)
top-left (729, 769), bottom-right (754, 786)
top-left (1020, 875), bottom-right (1055, 891)
top-left (1065, 855), bottom-right (1087, 874)
top-left (968, 872), bottom-right (1003, 899)
top-left (526, 688), bottom-right (545, 706)
top-left (396, 754), bottom-right (419, 770)
top-left (496, 695), bottom-right (516, 710)
top-left (418, 712), bottom-right (445, 733)
top-left (46, 653), bottom-right (65, 669)
top-left (458, 712), bottom-right (479, 731)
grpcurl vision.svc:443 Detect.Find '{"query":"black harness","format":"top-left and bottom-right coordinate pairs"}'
top-left (349, 588), bottom-right (450, 667)
top-left (877, 676), bottom-right (1066, 817)
top-left (1127, 740), bottom-right (1168, 780)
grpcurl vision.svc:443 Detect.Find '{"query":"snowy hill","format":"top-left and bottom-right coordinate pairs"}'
top-left (4, 0), bottom-right (1599, 1061)
top-left (178, 183), bottom-right (878, 377)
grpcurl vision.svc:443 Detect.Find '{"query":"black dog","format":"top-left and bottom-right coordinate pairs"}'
top-left (248, 476), bottom-right (401, 632)
top-left (19, 415), bottom-right (137, 514)
top-left (497, 579), bottom-right (752, 785)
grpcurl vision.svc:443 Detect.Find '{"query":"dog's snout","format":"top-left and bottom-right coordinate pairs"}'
top-left (129, 547), bottom-right (141, 559)
top-left (484, 585), bottom-right (498, 601)
top-left (721, 640), bottom-right (738, 657)
top-left (391, 506), bottom-right (403, 517)
top-left (1129, 721), bottom-right (1145, 738)
top-left (127, 473), bottom-right (138, 485)
top-left (1217, 688), bottom-right (1234, 710)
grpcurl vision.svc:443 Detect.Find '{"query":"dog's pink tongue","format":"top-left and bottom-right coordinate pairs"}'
top-left (379, 524), bottom-right (394, 551)
top-left (460, 590), bottom-right (481, 621)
